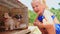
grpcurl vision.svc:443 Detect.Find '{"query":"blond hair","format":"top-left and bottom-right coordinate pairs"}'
top-left (32, 0), bottom-right (48, 9)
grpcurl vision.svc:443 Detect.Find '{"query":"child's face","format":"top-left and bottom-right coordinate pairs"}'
top-left (32, 1), bottom-right (45, 15)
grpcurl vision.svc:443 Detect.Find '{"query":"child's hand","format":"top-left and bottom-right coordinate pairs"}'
top-left (34, 20), bottom-right (42, 26)
top-left (43, 19), bottom-right (48, 25)
top-left (34, 21), bottom-right (40, 26)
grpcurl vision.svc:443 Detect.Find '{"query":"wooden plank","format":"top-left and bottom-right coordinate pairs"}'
top-left (0, 29), bottom-right (31, 34)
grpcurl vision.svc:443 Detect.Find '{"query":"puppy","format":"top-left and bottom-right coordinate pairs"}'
top-left (13, 15), bottom-right (22, 29)
top-left (4, 13), bottom-right (15, 30)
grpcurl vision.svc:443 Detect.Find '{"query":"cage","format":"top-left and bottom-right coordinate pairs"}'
top-left (0, 0), bottom-right (28, 31)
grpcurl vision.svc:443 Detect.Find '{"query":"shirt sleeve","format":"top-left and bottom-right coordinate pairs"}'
top-left (51, 15), bottom-right (55, 20)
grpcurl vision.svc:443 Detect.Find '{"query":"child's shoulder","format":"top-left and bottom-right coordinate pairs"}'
top-left (43, 9), bottom-right (54, 16)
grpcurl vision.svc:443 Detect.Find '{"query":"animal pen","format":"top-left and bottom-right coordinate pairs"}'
top-left (0, 0), bottom-right (28, 31)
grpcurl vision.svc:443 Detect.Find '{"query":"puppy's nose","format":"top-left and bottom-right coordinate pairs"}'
top-left (18, 19), bottom-right (21, 21)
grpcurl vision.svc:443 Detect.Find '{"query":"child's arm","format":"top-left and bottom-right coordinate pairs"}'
top-left (33, 13), bottom-right (48, 28)
top-left (33, 15), bottom-right (45, 28)
top-left (34, 18), bottom-right (55, 29)
top-left (34, 19), bottom-right (44, 27)
top-left (43, 19), bottom-right (55, 28)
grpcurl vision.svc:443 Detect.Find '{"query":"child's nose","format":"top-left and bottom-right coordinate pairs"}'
top-left (34, 7), bottom-right (38, 11)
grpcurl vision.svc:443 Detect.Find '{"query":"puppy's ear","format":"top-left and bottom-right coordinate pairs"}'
top-left (14, 15), bottom-right (19, 19)
top-left (8, 13), bottom-right (11, 17)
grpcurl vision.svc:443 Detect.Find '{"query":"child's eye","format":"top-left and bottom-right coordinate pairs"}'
top-left (36, 5), bottom-right (38, 7)
top-left (33, 7), bottom-right (35, 8)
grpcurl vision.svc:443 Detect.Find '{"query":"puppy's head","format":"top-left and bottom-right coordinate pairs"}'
top-left (14, 15), bottom-right (22, 21)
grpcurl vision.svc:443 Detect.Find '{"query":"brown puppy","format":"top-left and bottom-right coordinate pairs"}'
top-left (4, 13), bottom-right (15, 30)
top-left (13, 15), bottom-right (22, 29)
